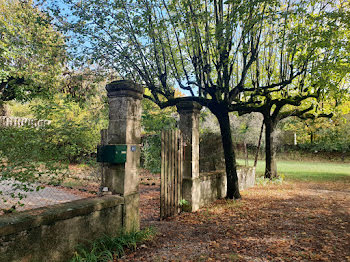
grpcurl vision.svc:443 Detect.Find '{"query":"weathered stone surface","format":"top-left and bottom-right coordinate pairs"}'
top-left (123, 193), bottom-right (140, 232)
top-left (237, 166), bottom-right (256, 190)
top-left (0, 196), bottom-right (124, 262)
top-left (177, 101), bottom-right (202, 212)
top-left (106, 80), bottom-right (144, 99)
top-left (103, 79), bottom-right (142, 231)
top-left (108, 97), bottom-right (142, 121)
top-left (196, 167), bottom-right (256, 207)
top-left (104, 166), bottom-right (139, 196)
top-left (107, 119), bottom-right (141, 144)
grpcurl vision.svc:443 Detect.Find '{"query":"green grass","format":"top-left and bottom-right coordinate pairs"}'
top-left (70, 228), bottom-right (155, 262)
top-left (237, 159), bottom-right (350, 182)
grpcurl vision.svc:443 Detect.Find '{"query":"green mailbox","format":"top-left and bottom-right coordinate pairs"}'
top-left (97, 145), bottom-right (127, 164)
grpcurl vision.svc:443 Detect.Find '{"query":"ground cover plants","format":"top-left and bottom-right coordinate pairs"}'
top-left (70, 228), bottom-right (156, 262)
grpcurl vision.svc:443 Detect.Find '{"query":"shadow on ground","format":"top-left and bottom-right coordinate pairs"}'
top-left (132, 176), bottom-right (349, 262)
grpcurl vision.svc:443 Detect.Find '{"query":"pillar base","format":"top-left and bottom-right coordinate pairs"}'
top-left (182, 178), bottom-right (201, 212)
top-left (123, 192), bottom-right (140, 232)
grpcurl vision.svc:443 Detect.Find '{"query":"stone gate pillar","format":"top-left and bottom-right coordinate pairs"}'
top-left (177, 101), bottom-right (202, 212)
top-left (102, 80), bottom-right (143, 231)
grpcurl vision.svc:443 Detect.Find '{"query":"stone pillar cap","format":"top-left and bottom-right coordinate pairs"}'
top-left (176, 100), bottom-right (202, 113)
top-left (106, 80), bottom-right (144, 99)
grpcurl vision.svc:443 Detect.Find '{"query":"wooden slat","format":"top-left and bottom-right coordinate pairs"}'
top-left (165, 131), bottom-right (170, 217)
top-left (174, 130), bottom-right (179, 214)
top-left (160, 129), bottom-right (184, 219)
top-left (166, 130), bottom-right (170, 218)
top-left (178, 132), bottom-right (183, 213)
top-left (169, 130), bottom-right (172, 217)
top-left (169, 130), bottom-right (173, 217)
top-left (171, 130), bottom-right (175, 216)
top-left (173, 130), bottom-right (177, 215)
top-left (160, 131), bottom-right (165, 219)
top-left (166, 130), bottom-right (170, 217)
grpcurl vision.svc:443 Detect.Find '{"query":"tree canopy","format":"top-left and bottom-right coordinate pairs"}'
top-left (0, 0), bottom-right (65, 105)
top-left (46, 0), bottom-right (350, 198)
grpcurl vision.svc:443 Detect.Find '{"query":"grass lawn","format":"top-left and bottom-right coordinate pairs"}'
top-left (237, 159), bottom-right (350, 182)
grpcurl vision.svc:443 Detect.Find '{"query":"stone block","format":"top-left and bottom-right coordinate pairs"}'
top-left (182, 178), bottom-right (201, 212)
top-left (0, 196), bottom-right (124, 262)
top-left (107, 119), bottom-right (141, 145)
top-left (103, 165), bottom-right (139, 196)
top-left (108, 97), bottom-right (142, 121)
top-left (123, 193), bottom-right (140, 232)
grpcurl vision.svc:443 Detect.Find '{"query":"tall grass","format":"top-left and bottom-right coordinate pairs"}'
top-left (70, 228), bottom-right (155, 262)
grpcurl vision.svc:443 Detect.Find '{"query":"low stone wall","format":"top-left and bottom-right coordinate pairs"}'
top-left (0, 195), bottom-right (125, 262)
top-left (198, 166), bottom-right (255, 207)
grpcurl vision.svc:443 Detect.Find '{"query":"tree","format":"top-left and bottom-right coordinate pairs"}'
top-left (0, 0), bottom-right (65, 114)
top-left (283, 99), bottom-right (350, 156)
top-left (232, 1), bottom-right (350, 178)
top-left (46, 0), bottom-right (349, 198)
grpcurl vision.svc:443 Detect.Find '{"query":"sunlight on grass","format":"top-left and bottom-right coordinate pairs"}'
top-left (237, 159), bottom-right (350, 182)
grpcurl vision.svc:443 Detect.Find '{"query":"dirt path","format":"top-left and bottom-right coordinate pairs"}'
top-left (129, 176), bottom-right (350, 261)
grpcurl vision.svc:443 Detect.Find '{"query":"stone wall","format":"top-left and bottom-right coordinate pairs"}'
top-left (198, 167), bottom-right (256, 207)
top-left (177, 102), bottom-right (256, 211)
top-left (0, 196), bottom-right (125, 262)
top-left (199, 132), bottom-right (225, 172)
top-left (198, 131), bottom-right (256, 208)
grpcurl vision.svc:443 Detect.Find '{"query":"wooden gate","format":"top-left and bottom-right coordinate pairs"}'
top-left (160, 129), bottom-right (183, 219)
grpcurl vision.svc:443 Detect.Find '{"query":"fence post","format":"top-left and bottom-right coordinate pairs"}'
top-left (102, 80), bottom-right (143, 232)
top-left (177, 101), bottom-right (202, 212)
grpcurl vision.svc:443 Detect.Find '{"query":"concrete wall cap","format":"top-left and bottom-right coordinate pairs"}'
top-left (106, 80), bottom-right (144, 98)
top-left (0, 195), bottom-right (124, 237)
top-left (176, 101), bottom-right (202, 113)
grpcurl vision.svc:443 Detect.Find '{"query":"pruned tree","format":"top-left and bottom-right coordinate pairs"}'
top-left (232, 1), bottom-right (350, 178)
top-left (46, 0), bottom-right (349, 198)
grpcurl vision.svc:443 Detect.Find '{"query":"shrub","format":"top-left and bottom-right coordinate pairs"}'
top-left (33, 95), bottom-right (107, 163)
top-left (141, 134), bottom-right (162, 174)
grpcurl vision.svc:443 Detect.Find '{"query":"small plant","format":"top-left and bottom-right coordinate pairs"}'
top-left (179, 199), bottom-right (189, 207)
top-left (256, 173), bottom-right (285, 186)
top-left (70, 227), bottom-right (156, 262)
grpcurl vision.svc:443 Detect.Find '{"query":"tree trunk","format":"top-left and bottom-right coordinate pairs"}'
top-left (254, 120), bottom-right (264, 167)
top-left (264, 118), bottom-right (277, 179)
top-left (0, 102), bottom-right (7, 116)
top-left (244, 141), bottom-right (248, 166)
top-left (216, 111), bottom-right (241, 199)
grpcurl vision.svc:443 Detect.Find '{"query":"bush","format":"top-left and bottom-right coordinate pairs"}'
top-left (141, 134), bottom-right (162, 174)
top-left (140, 98), bottom-right (176, 173)
top-left (33, 95), bottom-right (107, 163)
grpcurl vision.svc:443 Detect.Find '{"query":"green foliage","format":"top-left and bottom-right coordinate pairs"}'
top-left (179, 199), bottom-right (189, 207)
top-left (6, 100), bottom-right (34, 118)
top-left (256, 174), bottom-right (285, 186)
top-left (0, 0), bottom-right (65, 102)
top-left (141, 135), bottom-right (162, 174)
top-left (0, 126), bottom-right (68, 203)
top-left (70, 228), bottom-right (156, 262)
top-left (141, 98), bottom-right (176, 173)
top-left (33, 95), bottom-right (107, 163)
top-left (142, 99), bottom-right (176, 134)
top-left (60, 67), bottom-right (112, 105)
top-left (283, 106), bottom-right (350, 153)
